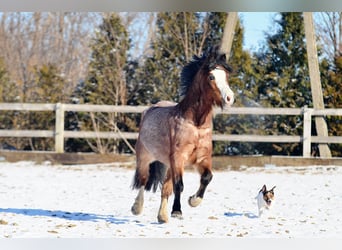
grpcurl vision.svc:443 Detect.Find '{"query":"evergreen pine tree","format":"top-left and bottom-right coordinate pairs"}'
top-left (258, 12), bottom-right (310, 108)
top-left (129, 12), bottom-right (202, 105)
top-left (129, 12), bottom-right (244, 106)
top-left (32, 64), bottom-right (68, 103)
top-left (24, 64), bottom-right (67, 151)
top-left (254, 12), bottom-right (310, 155)
top-left (83, 13), bottom-right (129, 106)
top-left (0, 57), bottom-right (19, 149)
top-left (320, 56), bottom-right (342, 156)
top-left (212, 16), bottom-right (261, 155)
top-left (72, 13), bottom-right (131, 153)
top-left (0, 57), bottom-right (18, 103)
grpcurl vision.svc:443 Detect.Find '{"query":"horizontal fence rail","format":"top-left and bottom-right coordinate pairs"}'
top-left (0, 103), bottom-right (341, 157)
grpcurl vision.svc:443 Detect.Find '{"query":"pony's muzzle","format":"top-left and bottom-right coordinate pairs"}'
top-left (226, 95), bottom-right (234, 105)
top-left (224, 92), bottom-right (234, 107)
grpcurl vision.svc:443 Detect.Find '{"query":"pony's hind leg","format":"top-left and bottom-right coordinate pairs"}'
top-left (157, 168), bottom-right (172, 223)
top-left (131, 186), bottom-right (145, 215)
top-left (132, 160), bottom-right (166, 215)
top-left (131, 141), bottom-right (154, 215)
top-left (188, 167), bottom-right (213, 207)
top-left (131, 164), bottom-right (148, 215)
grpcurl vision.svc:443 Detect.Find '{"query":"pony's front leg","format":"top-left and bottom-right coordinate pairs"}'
top-left (157, 170), bottom-right (172, 223)
top-left (188, 168), bottom-right (213, 207)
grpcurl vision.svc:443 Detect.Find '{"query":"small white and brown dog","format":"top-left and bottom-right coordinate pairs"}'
top-left (256, 184), bottom-right (276, 217)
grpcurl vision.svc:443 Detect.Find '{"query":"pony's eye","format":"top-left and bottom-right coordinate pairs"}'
top-left (209, 75), bottom-right (215, 81)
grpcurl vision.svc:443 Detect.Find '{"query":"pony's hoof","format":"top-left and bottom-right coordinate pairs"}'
top-left (188, 195), bottom-right (202, 207)
top-left (171, 211), bottom-right (183, 220)
top-left (131, 203), bottom-right (142, 215)
top-left (157, 214), bottom-right (169, 223)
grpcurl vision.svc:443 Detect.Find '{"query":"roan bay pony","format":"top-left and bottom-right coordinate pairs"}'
top-left (131, 46), bottom-right (234, 223)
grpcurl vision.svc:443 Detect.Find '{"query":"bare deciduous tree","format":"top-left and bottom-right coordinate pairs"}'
top-left (315, 12), bottom-right (342, 62)
top-left (119, 12), bottom-right (157, 59)
top-left (0, 12), bottom-right (101, 150)
top-left (0, 12), bottom-right (101, 102)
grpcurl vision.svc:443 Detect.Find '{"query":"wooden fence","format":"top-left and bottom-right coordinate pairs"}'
top-left (0, 103), bottom-right (341, 157)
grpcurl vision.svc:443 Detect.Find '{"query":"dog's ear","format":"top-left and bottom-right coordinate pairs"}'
top-left (260, 184), bottom-right (267, 193)
top-left (270, 186), bottom-right (276, 193)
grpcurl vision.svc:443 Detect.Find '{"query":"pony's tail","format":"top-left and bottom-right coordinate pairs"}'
top-left (132, 161), bottom-right (167, 193)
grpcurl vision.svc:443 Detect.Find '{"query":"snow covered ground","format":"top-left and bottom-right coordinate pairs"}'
top-left (0, 161), bottom-right (341, 238)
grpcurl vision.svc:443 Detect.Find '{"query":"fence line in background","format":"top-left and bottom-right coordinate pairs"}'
top-left (0, 103), bottom-right (341, 157)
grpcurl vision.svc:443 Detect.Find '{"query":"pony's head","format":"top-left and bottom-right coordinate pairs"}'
top-left (180, 46), bottom-right (234, 108)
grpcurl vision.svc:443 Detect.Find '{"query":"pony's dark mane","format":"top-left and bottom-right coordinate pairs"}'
top-left (180, 55), bottom-right (205, 97)
top-left (180, 47), bottom-right (232, 97)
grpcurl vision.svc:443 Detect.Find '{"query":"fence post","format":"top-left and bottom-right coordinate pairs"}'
top-left (55, 103), bottom-right (65, 153)
top-left (220, 12), bottom-right (238, 57)
top-left (303, 106), bottom-right (313, 157)
top-left (303, 12), bottom-right (332, 157)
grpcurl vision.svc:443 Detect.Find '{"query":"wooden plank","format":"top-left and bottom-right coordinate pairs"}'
top-left (64, 131), bottom-right (139, 139)
top-left (63, 104), bottom-right (149, 113)
top-left (1, 130), bottom-right (341, 145)
top-left (0, 130), bottom-right (54, 137)
top-left (215, 107), bottom-right (302, 115)
top-left (1, 103), bottom-right (339, 116)
top-left (312, 109), bottom-right (342, 116)
top-left (217, 107), bottom-right (340, 116)
top-left (65, 132), bottom-right (303, 143)
top-left (212, 134), bottom-right (301, 143)
top-left (311, 136), bottom-right (342, 144)
top-left (1, 151), bottom-right (341, 167)
top-left (0, 103), bottom-right (55, 111)
top-left (0, 151), bottom-right (136, 166)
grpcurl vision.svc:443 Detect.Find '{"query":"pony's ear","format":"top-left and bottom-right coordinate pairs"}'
top-left (218, 53), bottom-right (226, 62)
top-left (208, 62), bottom-right (216, 70)
top-left (209, 45), bottom-right (220, 54)
top-left (206, 45), bottom-right (228, 70)
top-left (206, 45), bottom-right (220, 59)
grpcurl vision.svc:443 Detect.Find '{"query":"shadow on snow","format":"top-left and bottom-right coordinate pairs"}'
top-left (224, 212), bottom-right (258, 219)
top-left (0, 208), bottom-right (129, 224)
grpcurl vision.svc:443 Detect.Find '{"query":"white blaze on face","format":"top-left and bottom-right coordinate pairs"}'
top-left (210, 67), bottom-right (234, 106)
